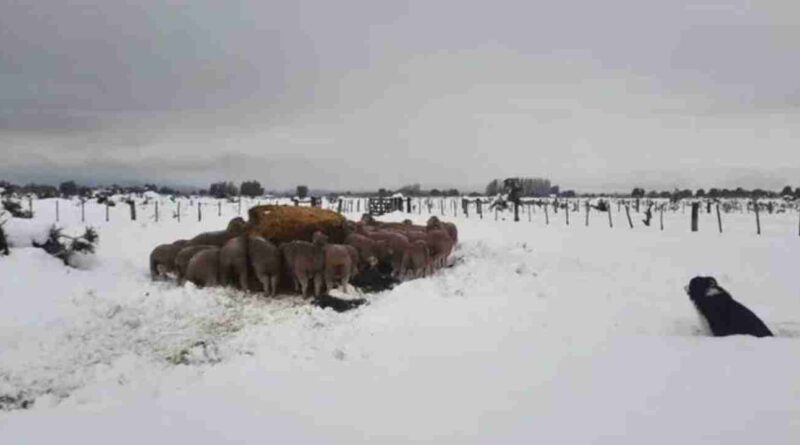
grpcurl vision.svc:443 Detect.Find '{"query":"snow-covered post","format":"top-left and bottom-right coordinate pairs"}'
top-left (624, 204), bottom-right (633, 229)
top-left (218, 201), bottom-right (222, 217)
top-left (155, 201), bottom-right (159, 222)
top-left (659, 204), bottom-right (664, 231)
top-left (28, 196), bottom-right (33, 216)
top-left (716, 203), bottom-right (723, 234)
top-left (544, 204), bottom-right (549, 225)
top-left (105, 201), bottom-right (109, 222)
top-left (81, 199), bottom-right (85, 223)
top-left (128, 200), bottom-right (136, 221)
top-left (514, 201), bottom-right (520, 222)
top-left (56, 200), bottom-right (60, 222)
top-left (177, 201), bottom-right (181, 222)
top-left (337, 199), bottom-right (343, 214)
top-left (477, 200), bottom-right (483, 219)
top-left (238, 196), bottom-right (242, 215)
top-left (585, 201), bottom-right (590, 227)
top-left (528, 203), bottom-right (532, 222)
top-left (565, 202), bottom-right (570, 226)
top-left (407, 197), bottom-right (412, 213)
top-left (607, 204), bottom-right (613, 228)
top-left (198, 202), bottom-right (202, 222)
top-left (691, 203), bottom-right (699, 232)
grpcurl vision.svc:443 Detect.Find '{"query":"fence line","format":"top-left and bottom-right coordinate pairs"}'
top-left (11, 195), bottom-right (800, 237)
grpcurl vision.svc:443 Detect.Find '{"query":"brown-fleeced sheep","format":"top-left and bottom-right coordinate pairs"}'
top-left (185, 247), bottom-right (221, 288)
top-left (248, 235), bottom-right (281, 297)
top-left (149, 239), bottom-right (189, 280)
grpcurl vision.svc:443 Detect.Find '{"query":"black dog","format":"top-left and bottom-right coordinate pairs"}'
top-left (686, 276), bottom-right (773, 337)
top-left (312, 294), bottom-right (368, 313)
top-left (350, 264), bottom-right (400, 293)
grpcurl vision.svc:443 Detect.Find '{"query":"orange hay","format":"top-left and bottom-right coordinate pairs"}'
top-left (247, 205), bottom-right (347, 244)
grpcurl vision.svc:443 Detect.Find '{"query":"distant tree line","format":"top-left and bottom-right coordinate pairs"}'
top-left (484, 177), bottom-right (566, 197)
top-left (368, 184), bottom-right (461, 197)
top-left (627, 186), bottom-right (800, 200)
top-left (3, 178), bottom-right (799, 200)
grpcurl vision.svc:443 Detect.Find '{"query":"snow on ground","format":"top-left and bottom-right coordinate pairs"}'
top-left (1, 197), bottom-right (800, 444)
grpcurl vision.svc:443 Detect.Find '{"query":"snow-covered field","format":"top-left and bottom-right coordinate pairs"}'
top-left (2, 197), bottom-right (800, 444)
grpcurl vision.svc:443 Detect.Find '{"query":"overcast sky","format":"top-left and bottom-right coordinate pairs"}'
top-left (1, 0), bottom-right (799, 192)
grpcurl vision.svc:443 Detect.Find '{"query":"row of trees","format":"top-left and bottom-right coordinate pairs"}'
top-left (630, 186), bottom-right (800, 199)
top-left (5, 178), bottom-right (799, 200)
top-left (206, 181), bottom-right (268, 198)
top-left (484, 178), bottom-right (572, 197)
top-left (389, 185), bottom-right (461, 197)
top-left (486, 178), bottom-right (556, 197)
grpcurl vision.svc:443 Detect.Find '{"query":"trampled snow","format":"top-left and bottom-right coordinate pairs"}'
top-left (1, 197), bottom-right (799, 444)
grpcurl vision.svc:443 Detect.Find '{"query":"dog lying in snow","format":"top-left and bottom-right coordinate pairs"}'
top-left (686, 276), bottom-right (773, 337)
top-left (312, 294), bottom-right (368, 313)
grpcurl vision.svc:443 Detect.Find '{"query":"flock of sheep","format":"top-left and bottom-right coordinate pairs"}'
top-left (149, 213), bottom-right (458, 298)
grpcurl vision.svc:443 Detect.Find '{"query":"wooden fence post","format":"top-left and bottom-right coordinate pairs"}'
top-left (607, 206), bottom-right (613, 228)
top-left (544, 204), bottom-right (549, 225)
top-left (238, 196), bottom-right (242, 215)
top-left (716, 203), bottom-right (723, 234)
top-left (155, 201), bottom-right (159, 222)
top-left (105, 201), bottom-right (110, 222)
top-left (81, 199), bottom-right (85, 223)
top-left (56, 200), bottom-right (60, 222)
top-left (565, 202), bottom-right (570, 226)
top-left (198, 202), bottom-right (202, 222)
top-left (659, 205), bottom-right (664, 231)
top-left (691, 203), bottom-right (699, 232)
top-left (625, 205), bottom-right (633, 229)
top-left (129, 200), bottom-right (137, 221)
top-left (514, 201), bottom-right (520, 222)
top-left (754, 202), bottom-right (761, 235)
top-left (177, 201), bottom-right (181, 222)
top-left (218, 201), bottom-right (222, 217)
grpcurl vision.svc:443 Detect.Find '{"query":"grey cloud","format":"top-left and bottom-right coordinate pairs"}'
top-left (1, 0), bottom-right (800, 191)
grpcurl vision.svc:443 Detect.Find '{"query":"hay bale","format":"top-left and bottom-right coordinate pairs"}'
top-left (247, 205), bottom-right (347, 244)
